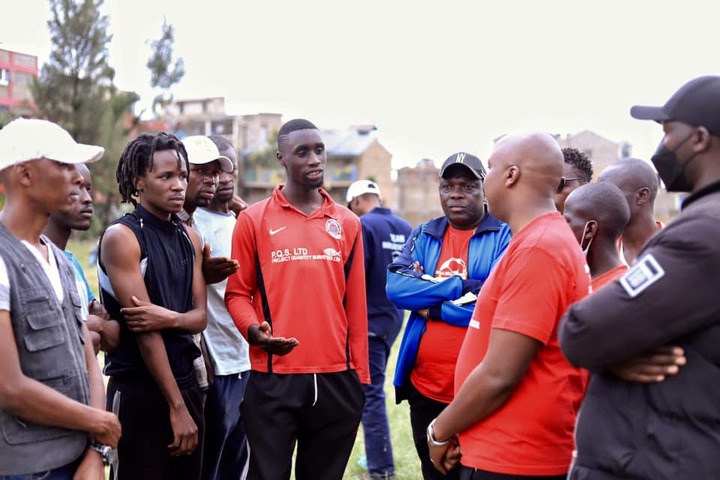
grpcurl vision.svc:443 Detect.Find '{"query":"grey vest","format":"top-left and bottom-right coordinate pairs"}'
top-left (0, 223), bottom-right (90, 475)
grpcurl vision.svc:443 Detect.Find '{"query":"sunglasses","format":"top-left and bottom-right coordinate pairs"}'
top-left (557, 177), bottom-right (585, 193)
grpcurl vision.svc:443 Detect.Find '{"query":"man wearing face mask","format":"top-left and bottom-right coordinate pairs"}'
top-left (560, 75), bottom-right (720, 480)
top-left (562, 182), bottom-right (630, 289)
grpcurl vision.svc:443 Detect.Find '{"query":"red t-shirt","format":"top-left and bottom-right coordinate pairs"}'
top-left (411, 226), bottom-right (474, 403)
top-left (455, 212), bottom-right (591, 476)
top-left (591, 265), bottom-right (628, 292)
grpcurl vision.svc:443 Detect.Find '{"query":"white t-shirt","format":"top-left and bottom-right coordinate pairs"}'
top-left (194, 207), bottom-right (251, 376)
top-left (0, 239), bottom-right (64, 311)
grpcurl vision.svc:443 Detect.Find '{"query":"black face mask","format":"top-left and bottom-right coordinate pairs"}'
top-left (651, 133), bottom-right (698, 192)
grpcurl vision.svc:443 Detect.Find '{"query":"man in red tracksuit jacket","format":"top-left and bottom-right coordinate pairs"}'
top-left (225, 118), bottom-right (369, 480)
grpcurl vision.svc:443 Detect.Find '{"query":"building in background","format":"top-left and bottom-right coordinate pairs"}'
top-left (162, 97), bottom-right (395, 207)
top-left (395, 158), bottom-right (443, 227)
top-left (243, 124), bottom-right (394, 206)
top-left (0, 48), bottom-right (38, 116)
top-left (555, 130), bottom-right (680, 222)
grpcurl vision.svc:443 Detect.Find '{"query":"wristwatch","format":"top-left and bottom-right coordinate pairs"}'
top-left (89, 441), bottom-right (111, 465)
top-left (426, 418), bottom-right (450, 447)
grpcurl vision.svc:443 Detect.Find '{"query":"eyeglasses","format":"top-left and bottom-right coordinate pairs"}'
top-left (557, 176), bottom-right (585, 193)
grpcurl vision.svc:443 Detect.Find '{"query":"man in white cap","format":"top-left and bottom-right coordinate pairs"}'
top-left (347, 179), bottom-right (412, 480)
top-left (0, 118), bottom-right (121, 478)
top-left (180, 135), bottom-right (235, 228)
top-left (180, 135), bottom-right (236, 396)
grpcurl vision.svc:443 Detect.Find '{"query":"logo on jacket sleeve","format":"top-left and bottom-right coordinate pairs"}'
top-left (325, 219), bottom-right (342, 239)
top-left (619, 253), bottom-right (665, 298)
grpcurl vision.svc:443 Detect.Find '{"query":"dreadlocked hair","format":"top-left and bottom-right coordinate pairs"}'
top-left (116, 132), bottom-right (189, 205)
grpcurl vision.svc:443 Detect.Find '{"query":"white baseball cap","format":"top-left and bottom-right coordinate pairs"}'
top-left (346, 180), bottom-right (381, 202)
top-left (0, 118), bottom-right (104, 171)
top-left (182, 135), bottom-right (234, 173)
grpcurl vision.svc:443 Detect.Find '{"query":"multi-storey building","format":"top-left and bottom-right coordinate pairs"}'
top-left (0, 48), bottom-right (38, 115)
top-left (243, 124), bottom-right (394, 206)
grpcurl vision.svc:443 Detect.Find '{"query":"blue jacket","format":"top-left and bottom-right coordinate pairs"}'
top-left (387, 212), bottom-right (511, 402)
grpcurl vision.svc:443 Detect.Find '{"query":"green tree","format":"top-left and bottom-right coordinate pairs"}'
top-left (32, 0), bottom-right (115, 143)
top-left (32, 0), bottom-right (139, 231)
top-left (147, 20), bottom-right (185, 117)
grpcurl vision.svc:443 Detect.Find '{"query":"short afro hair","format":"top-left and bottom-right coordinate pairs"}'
top-left (562, 147), bottom-right (593, 183)
top-left (567, 182), bottom-right (630, 242)
top-left (208, 134), bottom-right (233, 152)
top-left (277, 119), bottom-right (318, 150)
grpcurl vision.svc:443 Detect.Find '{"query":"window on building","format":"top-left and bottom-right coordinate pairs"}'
top-left (0, 69), bottom-right (8, 86)
top-left (583, 149), bottom-right (593, 159)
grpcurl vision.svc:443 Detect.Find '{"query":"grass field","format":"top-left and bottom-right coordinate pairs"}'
top-left (67, 239), bottom-right (423, 480)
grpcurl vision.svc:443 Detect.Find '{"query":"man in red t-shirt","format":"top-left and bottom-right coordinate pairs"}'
top-left (427, 132), bottom-right (591, 480)
top-left (387, 153), bottom-right (511, 480)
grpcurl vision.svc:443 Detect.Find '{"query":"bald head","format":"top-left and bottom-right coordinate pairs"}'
top-left (494, 132), bottom-right (564, 190)
top-left (564, 182), bottom-right (630, 244)
top-left (599, 158), bottom-right (660, 208)
top-left (485, 132), bottom-right (564, 224)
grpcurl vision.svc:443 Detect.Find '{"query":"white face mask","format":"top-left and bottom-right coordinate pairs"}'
top-left (580, 221), bottom-right (595, 257)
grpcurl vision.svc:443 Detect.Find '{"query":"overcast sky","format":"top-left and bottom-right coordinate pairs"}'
top-left (3, 0), bottom-right (720, 168)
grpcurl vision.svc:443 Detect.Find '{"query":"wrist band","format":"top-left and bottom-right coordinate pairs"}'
top-left (426, 418), bottom-right (450, 447)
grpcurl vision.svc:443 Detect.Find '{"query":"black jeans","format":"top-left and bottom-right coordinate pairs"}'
top-left (407, 382), bottom-right (460, 480)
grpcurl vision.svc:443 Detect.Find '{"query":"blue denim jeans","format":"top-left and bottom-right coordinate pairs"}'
top-left (362, 335), bottom-right (395, 477)
top-left (202, 371), bottom-right (250, 480)
top-left (0, 458), bottom-right (79, 480)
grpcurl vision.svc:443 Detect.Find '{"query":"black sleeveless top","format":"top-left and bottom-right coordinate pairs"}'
top-left (101, 205), bottom-right (199, 384)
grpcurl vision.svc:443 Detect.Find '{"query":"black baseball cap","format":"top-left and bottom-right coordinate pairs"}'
top-left (630, 75), bottom-right (720, 137)
top-left (439, 152), bottom-right (486, 180)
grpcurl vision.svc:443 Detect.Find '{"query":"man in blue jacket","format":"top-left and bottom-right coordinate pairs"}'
top-left (348, 179), bottom-right (412, 480)
top-left (387, 153), bottom-right (511, 480)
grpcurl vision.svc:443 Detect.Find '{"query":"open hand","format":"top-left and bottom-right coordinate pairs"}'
top-left (202, 243), bottom-right (239, 284)
top-left (248, 321), bottom-right (299, 356)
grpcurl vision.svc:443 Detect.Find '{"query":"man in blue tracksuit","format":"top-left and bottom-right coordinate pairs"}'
top-left (348, 180), bottom-right (412, 480)
top-left (387, 153), bottom-right (511, 480)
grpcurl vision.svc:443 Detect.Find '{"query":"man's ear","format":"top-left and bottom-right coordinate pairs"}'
top-left (693, 126), bottom-right (711, 153)
top-left (505, 165), bottom-right (520, 187)
top-left (276, 151), bottom-right (285, 167)
top-left (15, 162), bottom-right (32, 187)
top-left (585, 219), bottom-right (598, 240)
top-left (636, 186), bottom-right (650, 205)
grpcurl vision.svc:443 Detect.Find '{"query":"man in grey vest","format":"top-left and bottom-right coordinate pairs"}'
top-left (0, 119), bottom-right (121, 479)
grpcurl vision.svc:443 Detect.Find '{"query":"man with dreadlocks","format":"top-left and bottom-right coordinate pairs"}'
top-left (99, 132), bottom-right (208, 480)
top-left (225, 118), bottom-right (370, 480)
